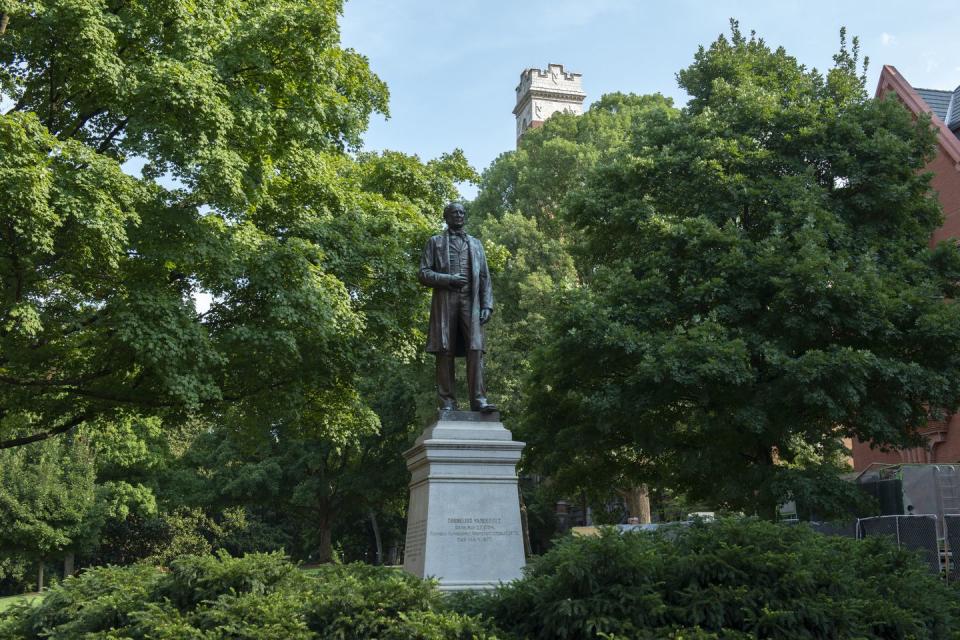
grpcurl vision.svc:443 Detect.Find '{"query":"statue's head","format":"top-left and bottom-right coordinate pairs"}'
top-left (443, 202), bottom-right (466, 231)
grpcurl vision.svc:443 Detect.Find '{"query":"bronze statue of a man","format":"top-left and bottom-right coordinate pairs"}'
top-left (419, 202), bottom-right (497, 413)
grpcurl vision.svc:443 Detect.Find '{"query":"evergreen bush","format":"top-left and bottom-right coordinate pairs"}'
top-left (4, 521), bottom-right (957, 639)
top-left (0, 553), bottom-right (500, 639)
top-left (454, 519), bottom-right (960, 639)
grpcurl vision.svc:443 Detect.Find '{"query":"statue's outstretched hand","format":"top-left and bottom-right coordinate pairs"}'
top-left (480, 308), bottom-right (492, 325)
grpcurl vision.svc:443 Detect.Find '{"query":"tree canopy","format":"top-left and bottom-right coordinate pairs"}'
top-left (522, 25), bottom-right (960, 516)
top-left (0, 0), bottom-right (474, 578)
top-left (0, 0), bottom-right (471, 450)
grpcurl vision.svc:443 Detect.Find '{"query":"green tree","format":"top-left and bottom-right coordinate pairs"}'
top-left (471, 93), bottom-right (676, 522)
top-left (0, 0), bottom-right (399, 449)
top-left (160, 148), bottom-right (475, 564)
top-left (0, 436), bottom-right (95, 591)
top-left (0, 411), bottom-right (204, 593)
top-left (1, 0), bottom-right (480, 570)
top-left (525, 24), bottom-right (960, 517)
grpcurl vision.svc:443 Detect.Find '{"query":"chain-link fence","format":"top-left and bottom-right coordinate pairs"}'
top-left (944, 515), bottom-right (960, 581)
top-left (807, 520), bottom-right (858, 538)
top-left (857, 515), bottom-right (941, 575)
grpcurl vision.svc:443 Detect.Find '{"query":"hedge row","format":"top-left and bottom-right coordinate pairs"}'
top-left (2, 519), bottom-right (957, 639)
top-left (455, 518), bottom-right (960, 639)
top-left (0, 553), bottom-right (498, 639)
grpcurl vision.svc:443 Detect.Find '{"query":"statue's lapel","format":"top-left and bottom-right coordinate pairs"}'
top-left (467, 236), bottom-right (481, 294)
top-left (440, 233), bottom-right (449, 273)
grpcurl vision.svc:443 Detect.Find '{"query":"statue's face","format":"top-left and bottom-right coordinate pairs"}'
top-left (444, 205), bottom-right (466, 231)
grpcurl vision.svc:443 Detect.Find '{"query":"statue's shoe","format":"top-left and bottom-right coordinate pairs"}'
top-left (471, 402), bottom-right (498, 413)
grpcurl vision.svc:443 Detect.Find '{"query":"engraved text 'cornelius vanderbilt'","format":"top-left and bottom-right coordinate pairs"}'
top-left (419, 203), bottom-right (497, 412)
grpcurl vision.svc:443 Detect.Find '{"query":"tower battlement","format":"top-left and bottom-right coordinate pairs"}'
top-left (515, 64), bottom-right (584, 100)
top-left (513, 63), bottom-right (586, 144)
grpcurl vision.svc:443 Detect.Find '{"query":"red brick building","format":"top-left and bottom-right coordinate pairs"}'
top-left (848, 66), bottom-right (960, 471)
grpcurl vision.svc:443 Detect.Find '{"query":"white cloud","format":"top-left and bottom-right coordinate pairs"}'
top-left (880, 32), bottom-right (897, 46)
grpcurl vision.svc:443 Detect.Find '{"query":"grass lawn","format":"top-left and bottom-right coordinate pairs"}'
top-left (0, 593), bottom-right (42, 613)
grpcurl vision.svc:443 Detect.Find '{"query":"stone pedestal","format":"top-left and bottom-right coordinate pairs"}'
top-left (402, 410), bottom-right (526, 590)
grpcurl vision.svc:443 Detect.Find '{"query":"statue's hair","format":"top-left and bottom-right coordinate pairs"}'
top-left (443, 202), bottom-right (466, 217)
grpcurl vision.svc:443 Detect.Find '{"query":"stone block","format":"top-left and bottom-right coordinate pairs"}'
top-left (403, 411), bottom-right (526, 590)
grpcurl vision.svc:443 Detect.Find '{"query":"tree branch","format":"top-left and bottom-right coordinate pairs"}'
top-left (47, 56), bottom-right (57, 130)
top-left (63, 107), bottom-right (107, 140)
top-left (4, 220), bottom-right (24, 303)
top-left (0, 14), bottom-right (9, 36)
top-left (28, 312), bottom-right (107, 349)
top-left (0, 369), bottom-right (112, 388)
top-left (0, 374), bottom-right (172, 407)
top-left (0, 413), bottom-right (89, 450)
top-left (220, 377), bottom-right (294, 402)
top-left (96, 116), bottom-right (129, 153)
top-left (54, 385), bottom-right (169, 407)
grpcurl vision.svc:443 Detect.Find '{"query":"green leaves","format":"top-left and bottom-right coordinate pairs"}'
top-left (0, 0), bottom-right (480, 577)
top-left (0, 436), bottom-right (97, 558)
top-left (0, 554), bottom-right (502, 639)
top-left (518, 25), bottom-right (960, 516)
top-left (466, 519), bottom-right (960, 639)
top-left (0, 0), bottom-right (475, 455)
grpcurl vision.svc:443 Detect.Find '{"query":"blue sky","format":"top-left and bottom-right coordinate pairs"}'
top-left (340, 0), bottom-right (960, 199)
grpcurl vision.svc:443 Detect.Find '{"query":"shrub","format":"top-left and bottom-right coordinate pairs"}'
top-left (6, 519), bottom-right (952, 639)
top-left (0, 563), bottom-right (166, 639)
top-left (456, 518), bottom-right (960, 640)
top-left (0, 553), bottom-right (501, 639)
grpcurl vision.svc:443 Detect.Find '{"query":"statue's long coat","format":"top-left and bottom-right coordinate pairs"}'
top-left (419, 233), bottom-right (493, 356)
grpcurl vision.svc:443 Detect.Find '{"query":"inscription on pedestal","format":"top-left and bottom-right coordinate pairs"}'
top-left (430, 516), bottom-right (521, 544)
top-left (405, 519), bottom-right (426, 561)
top-left (403, 414), bottom-right (526, 589)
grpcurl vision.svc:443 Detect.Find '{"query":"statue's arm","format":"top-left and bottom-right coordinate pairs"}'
top-left (418, 239), bottom-right (453, 289)
top-left (478, 243), bottom-right (494, 311)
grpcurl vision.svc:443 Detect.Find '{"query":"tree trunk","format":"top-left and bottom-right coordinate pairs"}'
top-left (621, 484), bottom-right (652, 524)
top-left (368, 510), bottom-right (383, 565)
top-left (519, 488), bottom-right (532, 559)
top-left (756, 496), bottom-right (778, 521)
top-left (755, 447), bottom-right (779, 521)
top-left (37, 560), bottom-right (44, 593)
top-left (0, 14), bottom-right (9, 36)
top-left (316, 524), bottom-right (333, 563)
top-left (63, 552), bottom-right (75, 578)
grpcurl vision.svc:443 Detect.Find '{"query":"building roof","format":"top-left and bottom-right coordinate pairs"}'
top-left (875, 65), bottom-right (960, 167)
top-left (914, 88), bottom-right (952, 120)
top-left (913, 85), bottom-right (960, 136)
top-left (951, 87), bottom-right (960, 130)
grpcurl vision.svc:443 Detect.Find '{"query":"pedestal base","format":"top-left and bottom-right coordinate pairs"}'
top-left (402, 410), bottom-right (526, 590)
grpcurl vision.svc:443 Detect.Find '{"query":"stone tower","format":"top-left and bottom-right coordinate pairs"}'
top-left (513, 63), bottom-right (586, 145)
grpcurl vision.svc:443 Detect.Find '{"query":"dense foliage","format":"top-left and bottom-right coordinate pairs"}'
top-left (4, 4), bottom-right (959, 632)
top-left (472, 92), bottom-right (675, 417)
top-left (0, 0), bottom-right (468, 448)
top-left (522, 24), bottom-right (960, 517)
top-left (4, 521), bottom-right (956, 639)
top-left (0, 0), bottom-right (466, 583)
top-left (0, 552), bottom-right (501, 639)
top-left (457, 519), bottom-right (960, 639)
top-left (471, 94), bottom-right (677, 521)
top-left (0, 436), bottom-right (94, 591)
